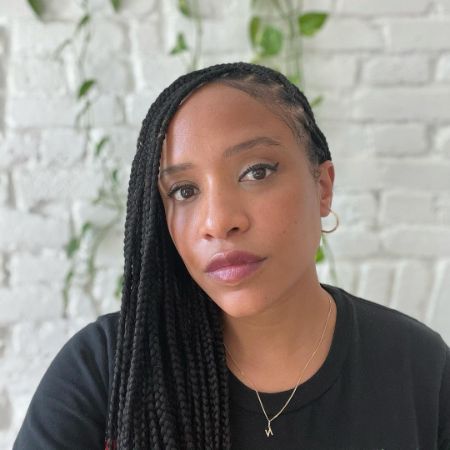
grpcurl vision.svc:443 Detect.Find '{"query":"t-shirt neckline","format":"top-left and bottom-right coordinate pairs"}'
top-left (227, 282), bottom-right (353, 415)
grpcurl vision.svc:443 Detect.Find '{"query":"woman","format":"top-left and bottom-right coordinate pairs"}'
top-left (13, 62), bottom-right (450, 449)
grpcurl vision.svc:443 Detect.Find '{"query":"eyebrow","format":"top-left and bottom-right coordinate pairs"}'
top-left (159, 136), bottom-right (283, 180)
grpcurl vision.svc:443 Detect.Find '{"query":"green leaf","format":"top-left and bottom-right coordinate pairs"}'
top-left (315, 245), bottom-right (325, 263)
top-left (114, 274), bottom-right (124, 299)
top-left (178, 0), bottom-right (192, 17)
top-left (111, 168), bottom-right (119, 183)
top-left (27, 0), bottom-right (45, 18)
top-left (53, 38), bottom-right (71, 58)
top-left (64, 269), bottom-right (74, 284)
top-left (249, 16), bottom-right (262, 47)
top-left (76, 14), bottom-right (90, 33)
top-left (310, 95), bottom-right (324, 108)
top-left (111, 0), bottom-right (121, 12)
top-left (170, 32), bottom-right (188, 55)
top-left (66, 237), bottom-right (80, 257)
top-left (77, 79), bottom-right (96, 99)
top-left (287, 73), bottom-right (301, 86)
top-left (81, 222), bottom-right (93, 236)
top-left (298, 12), bottom-right (328, 37)
top-left (95, 136), bottom-right (109, 157)
top-left (259, 25), bottom-right (283, 57)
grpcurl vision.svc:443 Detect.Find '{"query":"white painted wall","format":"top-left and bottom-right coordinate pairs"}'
top-left (1, 0), bottom-right (450, 447)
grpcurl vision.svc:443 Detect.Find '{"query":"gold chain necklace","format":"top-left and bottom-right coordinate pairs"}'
top-left (223, 294), bottom-right (333, 437)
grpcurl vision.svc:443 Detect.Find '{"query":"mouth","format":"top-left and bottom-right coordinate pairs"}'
top-left (205, 259), bottom-right (266, 284)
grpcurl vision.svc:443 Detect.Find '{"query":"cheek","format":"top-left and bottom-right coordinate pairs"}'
top-left (165, 205), bottom-right (196, 260)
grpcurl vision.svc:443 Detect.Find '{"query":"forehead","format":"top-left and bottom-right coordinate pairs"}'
top-left (161, 82), bottom-right (295, 158)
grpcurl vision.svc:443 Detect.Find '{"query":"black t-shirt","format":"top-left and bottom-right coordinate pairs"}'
top-left (13, 283), bottom-right (450, 449)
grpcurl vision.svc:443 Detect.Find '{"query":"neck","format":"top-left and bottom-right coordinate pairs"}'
top-left (221, 278), bottom-right (336, 392)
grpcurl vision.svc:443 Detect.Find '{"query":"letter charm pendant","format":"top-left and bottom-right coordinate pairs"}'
top-left (265, 422), bottom-right (274, 437)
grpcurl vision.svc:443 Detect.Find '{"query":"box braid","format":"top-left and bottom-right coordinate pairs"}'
top-left (104, 62), bottom-right (332, 450)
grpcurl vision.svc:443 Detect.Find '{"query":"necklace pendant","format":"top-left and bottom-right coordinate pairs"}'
top-left (265, 423), bottom-right (274, 437)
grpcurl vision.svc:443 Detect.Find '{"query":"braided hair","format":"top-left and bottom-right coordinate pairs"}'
top-left (104, 62), bottom-right (332, 450)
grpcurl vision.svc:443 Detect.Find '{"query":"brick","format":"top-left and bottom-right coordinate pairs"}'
top-left (363, 55), bottom-right (430, 85)
top-left (65, 285), bottom-right (100, 320)
top-left (34, 0), bottom-right (83, 20)
top-left (436, 54), bottom-right (450, 82)
top-left (72, 200), bottom-right (122, 231)
top-left (0, 389), bottom-right (12, 430)
top-left (84, 56), bottom-right (133, 93)
top-left (378, 159), bottom-right (450, 191)
top-left (435, 126), bottom-right (450, 158)
top-left (90, 96), bottom-right (125, 126)
top-left (332, 158), bottom-right (381, 191)
top-left (352, 87), bottom-right (450, 122)
top-left (439, 0), bottom-right (450, 13)
top-left (139, 54), bottom-right (186, 93)
top-left (0, 285), bottom-right (63, 324)
top-left (9, 251), bottom-right (70, 286)
top-left (427, 259), bottom-right (450, 344)
top-left (0, 253), bottom-right (5, 286)
top-left (11, 20), bottom-right (73, 57)
top-left (312, 91), bottom-right (353, 122)
top-left (357, 261), bottom-right (395, 306)
top-left (13, 166), bottom-right (102, 210)
top-left (380, 191), bottom-right (435, 225)
top-left (132, 17), bottom-right (163, 56)
top-left (436, 194), bottom-right (450, 226)
top-left (7, 97), bottom-right (76, 128)
top-left (89, 20), bottom-right (129, 55)
top-left (317, 260), bottom-right (356, 294)
top-left (330, 193), bottom-right (377, 227)
top-left (0, 325), bottom-right (9, 357)
top-left (90, 126), bottom-right (139, 164)
top-left (0, 132), bottom-right (40, 169)
top-left (119, 0), bottom-right (158, 15)
top-left (8, 319), bottom-right (68, 359)
top-left (0, 172), bottom-right (8, 205)
top-left (386, 19), bottom-right (450, 51)
top-left (39, 129), bottom-right (85, 167)
top-left (381, 227), bottom-right (450, 257)
top-left (92, 267), bottom-right (123, 313)
top-left (337, 0), bottom-right (430, 15)
top-left (201, 17), bottom-right (251, 54)
top-left (0, 2), bottom-right (35, 18)
top-left (324, 228), bottom-right (380, 259)
top-left (370, 123), bottom-right (427, 156)
top-left (391, 260), bottom-right (430, 321)
top-left (125, 92), bottom-right (158, 126)
top-left (9, 57), bottom-right (68, 96)
top-left (319, 121), bottom-right (370, 158)
top-left (303, 19), bottom-right (383, 51)
top-left (0, 207), bottom-right (69, 251)
top-left (303, 54), bottom-right (358, 89)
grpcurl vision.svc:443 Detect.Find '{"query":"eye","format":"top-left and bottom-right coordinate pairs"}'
top-left (166, 162), bottom-right (280, 202)
top-left (239, 162), bottom-right (279, 182)
top-left (167, 184), bottom-right (198, 201)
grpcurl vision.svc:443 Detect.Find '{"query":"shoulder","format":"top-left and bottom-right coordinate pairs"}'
top-left (13, 311), bottom-right (121, 450)
top-left (333, 285), bottom-right (448, 369)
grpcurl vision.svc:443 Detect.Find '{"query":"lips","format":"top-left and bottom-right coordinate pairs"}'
top-left (205, 250), bottom-right (265, 273)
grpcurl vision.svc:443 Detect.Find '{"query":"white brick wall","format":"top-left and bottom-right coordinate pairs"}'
top-left (1, 1), bottom-right (450, 448)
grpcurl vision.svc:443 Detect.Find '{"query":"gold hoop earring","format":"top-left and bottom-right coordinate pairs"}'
top-left (321, 208), bottom-right (339, 234)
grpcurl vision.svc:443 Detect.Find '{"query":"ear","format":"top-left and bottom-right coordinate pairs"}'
top-left (317, 161), bottom-right (335, 217)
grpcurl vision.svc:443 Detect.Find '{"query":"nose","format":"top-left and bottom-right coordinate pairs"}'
top-left (198, 185), bottom-right (250, 240)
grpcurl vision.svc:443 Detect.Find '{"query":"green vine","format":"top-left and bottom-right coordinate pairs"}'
top-left (170, 0), bottom-right (203, 71)
top-left (248, 0), bottom-right (337, 284)
top-left (27, 0), bottom-right (337, 316)
top-left (30, 0), bottom-right (125, 317)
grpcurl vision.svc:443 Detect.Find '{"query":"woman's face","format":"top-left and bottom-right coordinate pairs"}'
top-left (157, 82), bottom-right (334, 319)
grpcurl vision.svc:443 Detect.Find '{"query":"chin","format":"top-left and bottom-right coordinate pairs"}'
top-left (213, 294), bottom-right (271, 319)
